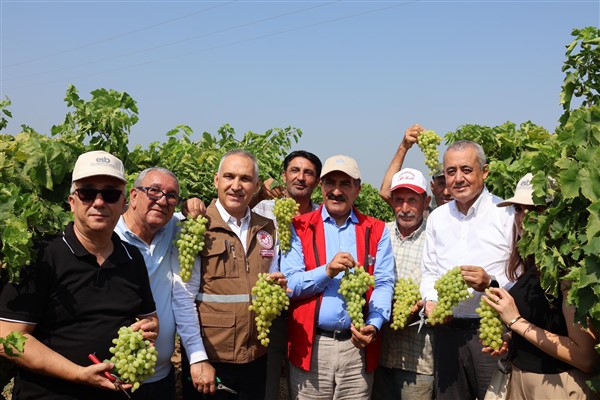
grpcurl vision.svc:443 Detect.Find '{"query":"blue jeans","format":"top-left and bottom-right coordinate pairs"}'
top-left (372, 366), bottom-right (434, 400)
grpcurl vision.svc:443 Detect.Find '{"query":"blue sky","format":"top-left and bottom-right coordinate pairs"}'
top-left (1, 0), bottom-right (599, 187)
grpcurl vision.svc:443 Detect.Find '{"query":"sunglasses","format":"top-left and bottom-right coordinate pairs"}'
top-left (73, 188), bottom-right (124, 204)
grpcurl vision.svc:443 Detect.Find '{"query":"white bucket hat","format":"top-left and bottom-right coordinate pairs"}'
top-left (497, 173), bottom-right (554, 207)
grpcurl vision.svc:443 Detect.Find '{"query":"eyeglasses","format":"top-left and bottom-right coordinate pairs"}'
top-left (136, 186), bottom-right (182, 206)
top-left (73, 188), bottom-right (124, 204)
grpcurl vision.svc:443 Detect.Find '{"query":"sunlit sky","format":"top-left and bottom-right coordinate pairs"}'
top-left (1, 0), bottom-right (599, 186)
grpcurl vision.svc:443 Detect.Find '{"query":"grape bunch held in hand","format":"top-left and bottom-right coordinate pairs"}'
top-left (428, 267), bottom-right (473, 325)
top-left (476, 290), bottom-right (504, 350)
top-left (108, 326), bottom-right (158, 392)
top-left (390, 278), bottom-right (422, 330)
top-left (273, 198), bottom-right (299, 253)
top-left (338, 266), bottom-right (376, 329)
top-left (249, 273), bottom-right (290, 346)
top-left (174, 215), bottom-right (208, 282)
top-left (417, 129), bottom-right (442, 176)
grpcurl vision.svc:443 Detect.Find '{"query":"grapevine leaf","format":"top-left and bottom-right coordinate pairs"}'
top-left (558, 165), bottom-right (581, 200)
top-left (586, 201), bottom-right (600, 239)
top-left (0, 331), bottom-right (27, 358)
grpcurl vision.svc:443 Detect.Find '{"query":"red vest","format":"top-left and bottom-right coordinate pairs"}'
top-left (287, 205), bottom-right (385, 372)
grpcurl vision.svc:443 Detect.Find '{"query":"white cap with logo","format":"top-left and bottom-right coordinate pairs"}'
top-left (390, 168), bottom-right (427, 194)
top-left (320, 155), bottom-right (361, 180)
top-left (71, 150), bottom-right (127, 183)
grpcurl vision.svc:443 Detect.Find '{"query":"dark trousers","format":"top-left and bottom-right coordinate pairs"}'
top-left (180, 346), bottom-right (267, 400)
top-left (433, 322), bottom-right (497, 400)
top-left (131, 365), bottom-right (176, 400)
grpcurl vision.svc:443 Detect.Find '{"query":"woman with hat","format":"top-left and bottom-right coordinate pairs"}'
top-left (483, 173), bottom-right (599, 399)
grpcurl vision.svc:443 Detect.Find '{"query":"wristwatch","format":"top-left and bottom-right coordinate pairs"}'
top-left (488, 275), bottom-right (499, 288)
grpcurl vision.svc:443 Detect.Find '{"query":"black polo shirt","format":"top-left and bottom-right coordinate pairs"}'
top-left (0, 222), bottom-right (156, 400)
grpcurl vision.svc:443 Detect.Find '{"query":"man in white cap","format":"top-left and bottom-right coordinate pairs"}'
top-left (281, 154), bottom-right (395, 400)
top-left (373, 168), bottom-right (434, 400)
top-left (379, 124), bottom-right (452, 214)
top-left (0, 150), bottom-right (158, 399)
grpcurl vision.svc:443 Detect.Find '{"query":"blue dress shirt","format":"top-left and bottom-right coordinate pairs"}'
top-left (281, 207), bottom-right (395, 332)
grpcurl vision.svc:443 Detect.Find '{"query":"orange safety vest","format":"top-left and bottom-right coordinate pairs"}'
top-left (287, 205), bottom-right (385, 372)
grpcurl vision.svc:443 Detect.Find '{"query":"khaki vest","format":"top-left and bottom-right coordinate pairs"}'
top-left (196, 200), bottom-right (276, 364)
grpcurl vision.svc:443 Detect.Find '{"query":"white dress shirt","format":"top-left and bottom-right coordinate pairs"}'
top-left (421, 188), bottom-right (514, 318)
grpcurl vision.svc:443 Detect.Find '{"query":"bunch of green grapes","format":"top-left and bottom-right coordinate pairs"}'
top-left (429, 267), bottom-right (473, 325)
top-left (174, 215), bottom-right (208, 281)
top-left (273, 198), bottom-right (299, 253)
top-left (476, 290), bottom-right (504, 350)
top-left (390, 278), bottom-right (422, 330)
top-left (338, 266), bottom-right (376, 329)
top-left (108, 326), bottom-right (158, 392)
top-left (417, 129), bottom-right (442, 176)
top-left (249, 273), bottom-right (290, 346)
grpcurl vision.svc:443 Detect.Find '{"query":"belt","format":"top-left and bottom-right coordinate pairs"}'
top-left (448, 318), bottom-right (481, 330)
top-left (316, 328), bottom-right (352, 340)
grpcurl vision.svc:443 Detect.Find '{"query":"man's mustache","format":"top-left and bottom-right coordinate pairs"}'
top-left (396, 211), bottom-right (416, 219)
top-left (327, 193), bottom-right (346, 202)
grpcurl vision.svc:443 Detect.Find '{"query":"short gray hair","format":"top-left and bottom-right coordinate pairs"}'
top-left (217, 150), bottom-right (259, 182)
top-left (445, 140), bottom-right (487, 169)
top-left (133, 167), bottom-right (180, 191)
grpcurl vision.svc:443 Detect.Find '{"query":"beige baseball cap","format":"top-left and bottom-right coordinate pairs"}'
top-left (497, 173), bottom-right (554, 207)
top-left (72, 150), bottom-right (126, 183)
top-left (320, 155), bottom-right (361, 180)
top-left (390, 168), bottom-right (427, 194)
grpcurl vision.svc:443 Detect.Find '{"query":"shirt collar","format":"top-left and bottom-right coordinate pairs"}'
top-left (450, 187), bottom-right (490, 218)
top-left (62, 221), bottom-right (132, 265)
top-left (116, 215), bottom-right (166, 245)
top-left (321, 205), bottom-right (359, 226)
top-left (215, 199), bottom-right (251, 226)
top-left (395, 217), bottom-right (426, 241)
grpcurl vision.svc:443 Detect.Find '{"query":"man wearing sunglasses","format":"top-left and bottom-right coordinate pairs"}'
top-left (0, 150), bottom-right (158, 400)
top-left (114, 167), bottom-right (207, 400)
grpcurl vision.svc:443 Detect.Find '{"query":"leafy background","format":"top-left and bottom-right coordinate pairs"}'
top-left (1, 26), bottom-right (599, 390)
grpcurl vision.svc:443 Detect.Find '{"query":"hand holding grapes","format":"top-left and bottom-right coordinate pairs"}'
top-left (350, 324), bottom-right (377, 349)
top-left (483, 287), bottom-right (521, 329)
top-left (182, 197), bottom-right (207, 219)
top-left (326, 252), bottom-right (356, 278)
top-left (268, 271), bottom-right (290, 294)
top-left (81, 362), bottom-right (133, 391)
top-left (130, 314), bottom-right (159, 342)
top-left (461, 265), bottom-right (492, 292)
top-left (401, 123), bottom-right (424, 151)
